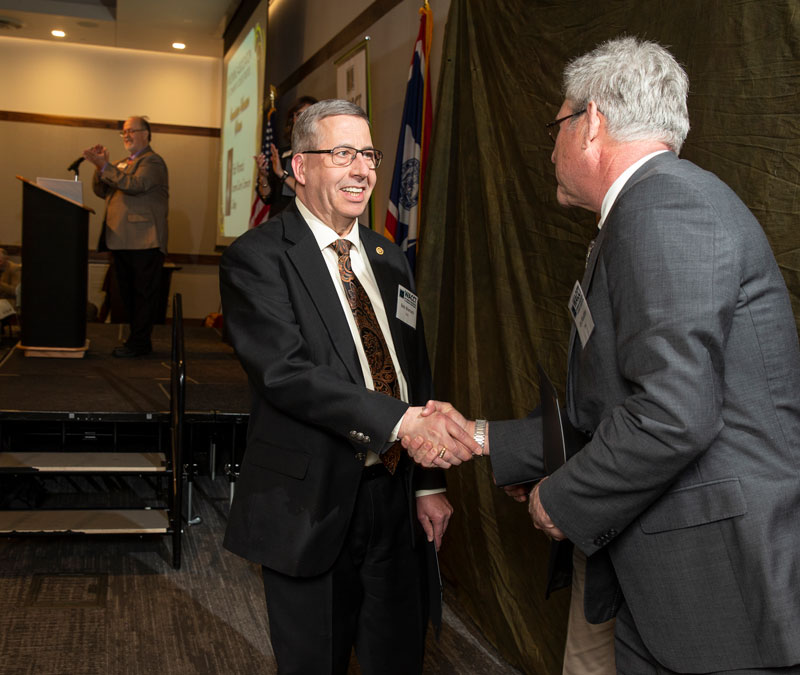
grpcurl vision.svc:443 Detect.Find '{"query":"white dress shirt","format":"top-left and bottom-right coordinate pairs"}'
top-left (296, 199), bottom-right (407, 467)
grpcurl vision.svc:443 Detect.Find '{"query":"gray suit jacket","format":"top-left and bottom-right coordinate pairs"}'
top-left (492, 152), bottom-right (800, 671)
top-left (93, 145), bottom-right (169, 254)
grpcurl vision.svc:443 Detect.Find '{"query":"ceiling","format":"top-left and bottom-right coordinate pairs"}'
top-left (0, 0), bottom-right (243, 57)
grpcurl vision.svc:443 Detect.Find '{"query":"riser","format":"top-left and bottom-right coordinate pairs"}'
top-left (0, 508), bottom-right (170, 534)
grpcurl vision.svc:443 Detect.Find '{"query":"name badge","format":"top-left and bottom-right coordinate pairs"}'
top-left (116, 162), bottom-right (128, 170)
top-left (568, 281), bottom-right (594, 348)
top-left (396, 285), bottom-right (418, 329)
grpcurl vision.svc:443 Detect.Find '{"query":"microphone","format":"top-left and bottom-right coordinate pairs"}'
top-left (67, 156), bottom-right (85, 173)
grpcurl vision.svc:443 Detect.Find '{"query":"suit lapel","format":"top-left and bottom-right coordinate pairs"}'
top-left (565, 152), bottom-right (676, 418)
top-left (566, 224), bottom-right (607, 418)
top-left (283, 209), bottom-right (363, 385)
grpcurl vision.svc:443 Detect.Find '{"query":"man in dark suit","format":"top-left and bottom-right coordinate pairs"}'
top-left (84, 116), bottom-right (168, 357)
top-left (408, 37), bottom-right (800, 673)
top-left (220, 99), bottom-right (479, 674)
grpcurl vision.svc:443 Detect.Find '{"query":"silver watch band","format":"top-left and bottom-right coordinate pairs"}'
top-left (474, 418), bottom-right (487, 450)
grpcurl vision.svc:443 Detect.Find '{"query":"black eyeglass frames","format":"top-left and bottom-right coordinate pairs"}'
top-left (545, 109), bottom-right (587, 143)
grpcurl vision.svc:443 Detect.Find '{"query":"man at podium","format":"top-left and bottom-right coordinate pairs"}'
top-left (83, 116), bottom-right (169, 357)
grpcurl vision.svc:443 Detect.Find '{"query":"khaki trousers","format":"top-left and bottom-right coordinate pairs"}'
top-left (562, 548), bottom-right (616, 675)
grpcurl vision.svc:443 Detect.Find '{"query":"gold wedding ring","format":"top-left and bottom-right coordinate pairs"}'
top-left (438, 447), bottom-right (447, 459)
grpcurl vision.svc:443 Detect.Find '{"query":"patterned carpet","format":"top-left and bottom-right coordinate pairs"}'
top-left (0, 476), bottom-right (522, 675)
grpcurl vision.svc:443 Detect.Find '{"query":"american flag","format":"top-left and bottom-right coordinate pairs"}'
top-left (249, 102), bottom-right (276, 228)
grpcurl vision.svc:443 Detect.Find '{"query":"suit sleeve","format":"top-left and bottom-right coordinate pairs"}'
top-left (92, 169), bottom-right (110, 199)
top-left (220, 229), bottom-right (410, 456)
top-left (541, 173), bottom-right (736, 555)
top-left (489, 410), bottom-right (546, 485)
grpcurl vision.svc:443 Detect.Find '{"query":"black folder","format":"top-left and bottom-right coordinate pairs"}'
top-left (538, 363), bottom-right (568, 475)
top-left (537, 363), bottom-right (576, 597)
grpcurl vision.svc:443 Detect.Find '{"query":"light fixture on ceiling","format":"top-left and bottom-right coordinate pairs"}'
top-left (51, 29), bottom-right (66, 38)
top-left (172, 42), bottom-right (186, 50)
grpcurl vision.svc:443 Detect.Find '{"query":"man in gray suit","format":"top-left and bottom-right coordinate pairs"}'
top-left (408, 37), bottom-right (800, 673)
top-left (84, 116), bottom-right (168, 357)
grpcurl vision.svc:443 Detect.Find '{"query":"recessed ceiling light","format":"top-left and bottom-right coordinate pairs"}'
top-left (51, 29), bottom-right (66, 38)
top-left (172, 42), bottom-right (186, 50)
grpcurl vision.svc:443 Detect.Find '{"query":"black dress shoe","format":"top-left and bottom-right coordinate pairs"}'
top-left (112, 345), bottom-right (152, 358)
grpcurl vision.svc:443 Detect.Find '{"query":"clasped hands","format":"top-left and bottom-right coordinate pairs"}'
top-left (398, 400), bottom-right (481, 468)
top-left (82, 144), bottom-right (109, 169)
top-left (400, 400), bottom-right (566, 541)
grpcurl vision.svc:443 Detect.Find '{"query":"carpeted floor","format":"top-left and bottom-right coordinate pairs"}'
top-left (0, 475), bottom-right (522, 675)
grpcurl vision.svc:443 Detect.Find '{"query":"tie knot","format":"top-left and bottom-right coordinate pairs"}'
top-left (332, 239), bottom-right (352, 258)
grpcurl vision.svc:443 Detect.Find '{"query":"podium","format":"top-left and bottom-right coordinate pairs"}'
top-left (16, 176), bottom-right (95, 356)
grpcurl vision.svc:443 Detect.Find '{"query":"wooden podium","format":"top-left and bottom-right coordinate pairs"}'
top-left (16, 176), bottom-right (95, 357)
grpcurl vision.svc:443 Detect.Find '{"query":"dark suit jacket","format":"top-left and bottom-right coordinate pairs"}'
top-left (92, 145), bottom-right (169, 254)
top-left (219, 202), bottom-right (444, 576)
top-left (492, 153), bottom-right (800, 671)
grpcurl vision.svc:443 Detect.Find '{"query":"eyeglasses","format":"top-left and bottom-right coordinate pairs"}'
top-left (302, 146), bottom-right (383, 169)
top-left (545, 109), bottom-right (586, 143)
top-left (120, 129), bottom-right (147, 137)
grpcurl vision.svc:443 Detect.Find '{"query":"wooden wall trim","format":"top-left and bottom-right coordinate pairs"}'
top-left (0, 111), bottom-right (220, 138)
top-left (1, 246), bottom-right (221, 267)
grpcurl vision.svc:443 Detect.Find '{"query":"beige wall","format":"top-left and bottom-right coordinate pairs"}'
top-left (0, 36), bottom-right (221, 125)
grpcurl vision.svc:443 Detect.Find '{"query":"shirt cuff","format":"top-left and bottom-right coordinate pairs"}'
top-left (415, 488), bottom-right (447, 497)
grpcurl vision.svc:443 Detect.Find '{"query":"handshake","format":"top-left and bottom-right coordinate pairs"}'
top-left (398, 401), bottom-right (485, 469)
top-left (399, 401), bottom-right (560, 536)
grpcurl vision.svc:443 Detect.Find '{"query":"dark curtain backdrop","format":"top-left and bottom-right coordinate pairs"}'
top-left (417, 1), bottom-right (800, 673)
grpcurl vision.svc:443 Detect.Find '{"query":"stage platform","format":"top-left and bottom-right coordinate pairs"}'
top-left (0, 322), bottom-right (250, 423)
top-left (0, 321), bottom-right (250, 538)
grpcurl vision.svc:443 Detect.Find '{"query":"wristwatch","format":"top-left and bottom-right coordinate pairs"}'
top-left (473, 419), bottom-right (487, 452)
top-left (281, 170), bottom-right (290, 181)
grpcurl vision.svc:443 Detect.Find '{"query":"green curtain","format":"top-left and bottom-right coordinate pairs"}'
top-left (417, 1), bottom-right (800, 672)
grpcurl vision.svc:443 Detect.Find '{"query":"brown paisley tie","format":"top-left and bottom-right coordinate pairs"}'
top-left (332, 238), bottom-right (402, 474)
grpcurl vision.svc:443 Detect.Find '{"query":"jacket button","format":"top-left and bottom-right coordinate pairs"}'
top-left (349, 430), bottom-right (358, 438)
top-left (355, 452), bottom-right (366, 462)
top-left (363, 435), bottom-right (370, 443)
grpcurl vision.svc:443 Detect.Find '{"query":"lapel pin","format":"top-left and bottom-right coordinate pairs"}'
top-left (376, 246), bottom-right (384, 255)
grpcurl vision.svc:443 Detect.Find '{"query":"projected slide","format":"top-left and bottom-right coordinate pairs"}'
top-left (219, 25), bottom-right (262, 241)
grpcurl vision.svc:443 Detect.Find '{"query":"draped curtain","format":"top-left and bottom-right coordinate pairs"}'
top-left (417, 1), bottom-right (800, 672)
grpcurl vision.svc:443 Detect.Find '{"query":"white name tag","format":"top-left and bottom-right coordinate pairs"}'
top-left (116, 162), bottom-right (128, 170)
top-left (396, 285), bottom-right (418, 329)
top-left (569, 281), bottom-right (594, 348)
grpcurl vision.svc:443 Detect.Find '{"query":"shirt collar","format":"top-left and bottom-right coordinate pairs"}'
top-left (295, 198), bottom-right (360, 253)
top-left (597, 150), bottom-right (669, 229)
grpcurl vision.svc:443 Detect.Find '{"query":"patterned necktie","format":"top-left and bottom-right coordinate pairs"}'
top-left (332, 238), bottom-right (402, 474)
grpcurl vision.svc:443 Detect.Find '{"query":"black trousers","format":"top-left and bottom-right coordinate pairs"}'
top-left (112, 248), bottom-right (163, 351)
top-left (261, 468), bottom-right (426, 675)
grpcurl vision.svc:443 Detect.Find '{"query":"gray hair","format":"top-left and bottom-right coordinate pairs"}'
top-left (563, 36), bottom-right (690, 153)
top-left (292, 99), bottom-right (370, 152)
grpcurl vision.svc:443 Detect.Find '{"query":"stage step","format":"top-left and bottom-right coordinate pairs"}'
top-left (0, 508), bottom-right (170, 534)
top-left (0, 451), bottom-right (167, 473)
